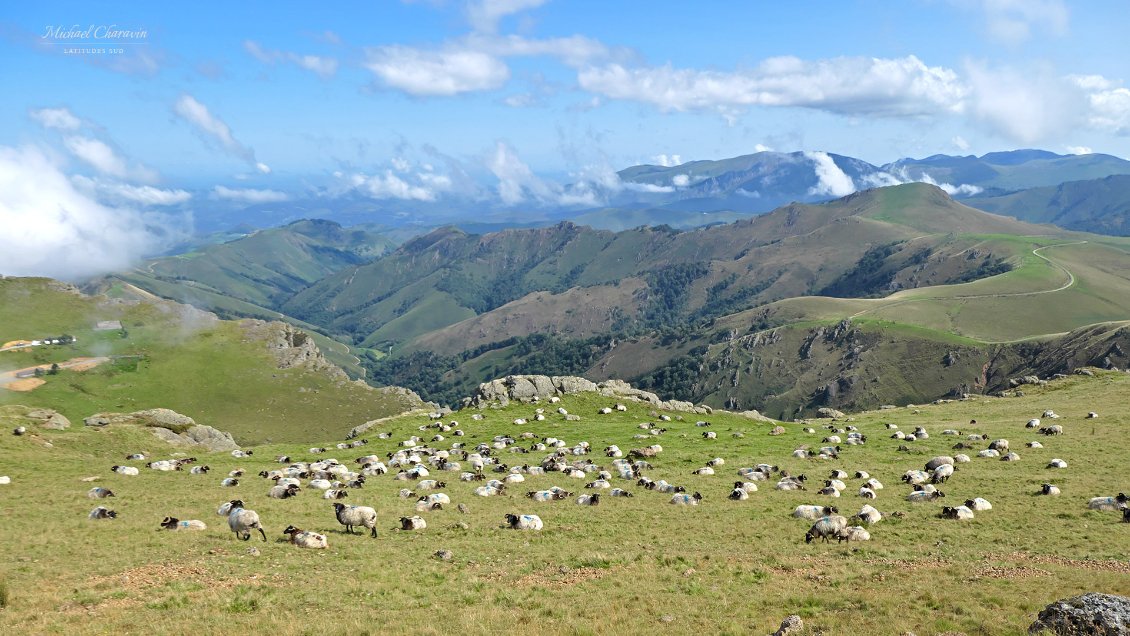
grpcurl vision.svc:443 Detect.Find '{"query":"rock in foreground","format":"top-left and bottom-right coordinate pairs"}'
top-left (1029, 593), bottom-right (1130, 635)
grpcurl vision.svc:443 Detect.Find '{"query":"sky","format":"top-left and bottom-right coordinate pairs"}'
top-left (1, 0), bottom-right (1129, 279)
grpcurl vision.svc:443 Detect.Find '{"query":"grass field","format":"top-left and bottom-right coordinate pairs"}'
top-left (2, 372), bottom-right (1127, 635)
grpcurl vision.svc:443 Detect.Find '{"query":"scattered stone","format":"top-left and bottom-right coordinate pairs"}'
top-left (1028, 593), bottom-right (1130, 635)
top-left (246, 547), bottom-right (261, 557)
top-left (80, 476), bottom-right (99, 482)
top-left (773, 614), bottom-right (803, 636)
top-left (658, 615), bottom-right (675, 624)
top-left (740, 409), bottom-right (775, 423)
top-left (434, 549), bottom-right (454, 561)
top-left (456, 503), bottom-right (469, 514)
top-left (453, 521), bottom-right (470, 530)
top-left (682, 568), bottom-right (695, 577)
top-left (1075, 368), bottom-right (1095, 377)
top-left (26, 408), bottom-right (70, 430)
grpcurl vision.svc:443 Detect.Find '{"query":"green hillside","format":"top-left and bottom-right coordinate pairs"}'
top-left (966, 174), bottom-right (1130, 235)
top-left (0, 278), bottom-right (425, 444)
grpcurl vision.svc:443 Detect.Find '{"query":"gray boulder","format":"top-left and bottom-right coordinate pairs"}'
top-left (1029, 593), bottom-right (1130, 635)
top-left (150, 424), bottom-right (239, 452)
top-left (817, 407), bottom-right (846, 419)
top-left (26, 408), bottom-right (71, 430)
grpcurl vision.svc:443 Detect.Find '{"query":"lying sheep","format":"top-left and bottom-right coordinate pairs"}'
top-left (1000, 452), bottom-right (1021, 462)
top-left (1047, 458), bottom-right (1068, 469)
top-left (728, 487), bottom-right (749, 501)
top-left (691, 467), bottom-right (715, 476)
top-left (1027, 441), bottom-right (1044, 448)
top-left (793, 505), bottom-right (838, 520)
top-left (925, 456), bottom-right (954, 471)
top-left (858, 486), bottom-right (877, 499)
top-left (89, 506), bottom-right (118, 520)
top-left (805, 514), bottom-right (848, 543)
top-left (269, 484), bottom-right (301, 499)
top-left (1088, 493), bottom-right (1129, 512)
top-left (576, 493), bottom-right (600, 506)
top-left (837, 526), bottom-right (871, 542)
top-left (854, 504), bottom-right (882, 525)
top-left (1040, 425), bottom-right (1064, 436)
top-left (111, 465), bottom-right (139, 476)
top-left (670, 492), bottom-right (703, 506)
top-left (283, 525), bottom-right (328, 549)
top-left (87, 487), bottom-right (115, 499)
top-left (1040, 483), bottom-right (1061, 496)
top-left (220, 478), bottom-right (239, 487)
top-left (907, 490), bottom-right (945, 503)
top-left (189, 465), bottom-right (210, 475)
top-left (399, 516), bottom-right (427, 531)
top-left (504, 513), bottom-right (543, 530)
top-left (333, 503), bottom-right (378, 537)
top-left (965, 497), bottom-right (992, 511)
top-left (323, 489), bottom-right (349, 500)
top-left (160, 516), bottom-right (206, 531)
top-left (227, 502), bottom-right (266, 541)
top-left (940, 505), bottom-right (974, 520)
top-left (609, 488), bottom-right (633, 497)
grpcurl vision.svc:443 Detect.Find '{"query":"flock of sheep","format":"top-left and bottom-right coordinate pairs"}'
top-left (13, 399), bottom-right (1125, 551)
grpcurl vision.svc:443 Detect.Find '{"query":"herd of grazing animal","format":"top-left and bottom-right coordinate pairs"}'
top-left (38, 399), bottom-right (1124, 550)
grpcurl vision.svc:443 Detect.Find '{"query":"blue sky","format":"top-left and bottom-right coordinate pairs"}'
top-left (1, 0), bottom-right (1129, 278)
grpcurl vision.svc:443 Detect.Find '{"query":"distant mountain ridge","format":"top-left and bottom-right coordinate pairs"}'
top-left (965, 174), bottom-right (1130, 235)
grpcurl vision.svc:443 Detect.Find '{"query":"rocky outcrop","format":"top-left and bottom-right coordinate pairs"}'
top-left (240, 319), bottom-right (347, 380)
top-left (150, 424), bottom-right (240, 452)
top-left (1029, 593), bottom-right (1130, 635)
top-left (85, 408), bottom-right (196, 430)
top-left (0, 405), bottom-right (71, 431)
top-left (817, 407), bottom-right (846, 419)
top-left (463, 374), bottom-right (716, 414)
top-left (25, 408), bottom-right (71, 430)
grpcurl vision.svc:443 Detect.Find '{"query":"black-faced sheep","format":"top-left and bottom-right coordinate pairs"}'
top-left (333, 503), bottom-right (378, 537)
top-left (89, 506), bottom-right (117, 520)
top-left (670, 492), bottom-right (703, 506)
top-left (269, 484), bottom-right (301, 499)
top-left (87, 487), bottom-right (115, 499)
top-left (504, 513), bottom-right (543, 530)
top-left (1088, 493), bottom-right (1129, 511)
top-left (837, 526), bottom-right (871, 542)
top-left (1040, 483), bottom-right (1061, 496)
top-left (160, 516), bottom-right (206, 530)
top-left (940, 505), bottom-right (974, 520)
top-left (907, 490), bottom-right (945, 503)
top-left (965, 497), bottom-right (992, 511)
top-left (227, 502), bottom-right (266, 541)
top-left (576, 493), bottom-right (600, 506)
top-left (793, 505), bottom-right (838, 520)
top-left (283, 525), bottom-right (328, 549)
top-left (805, 514), bottom-right (848, 543)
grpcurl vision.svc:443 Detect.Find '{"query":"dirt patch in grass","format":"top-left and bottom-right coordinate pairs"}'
top-left (3, 378), bottom-right (45, 391)
top-left (995, 551), bottom-right (1130, 573)
top-left (516, 565), bottom-right (618, 589)
top-left (970, 565), bottom-right (1052, 580)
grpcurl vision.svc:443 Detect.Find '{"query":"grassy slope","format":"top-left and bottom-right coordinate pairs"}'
top-left (967, 174), bottom-right (1130, 235)
top-left (0, 278), bottom-right (418, 444)
top-left (1, 373), bottom-right (1127, 634)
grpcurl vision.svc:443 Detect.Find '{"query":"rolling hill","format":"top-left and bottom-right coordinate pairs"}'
top-left (884, 150), bottom-right (1130, 192)
top-left (965, 174), bottom-right (1130, 235)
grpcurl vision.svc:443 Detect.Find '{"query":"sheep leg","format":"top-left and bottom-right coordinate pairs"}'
top-left (257, 527), bottom-right (267, 542)
top-left (370, 526), bottom-right (377, 538)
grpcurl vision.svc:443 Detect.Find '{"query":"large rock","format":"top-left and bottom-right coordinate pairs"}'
top-left (26, 408), bottom-right (71, 430)
top-left (1029, 594), bottom-right (1130, 635)
top-left (84, 408), bottom-right (196, 430)
top-left (150, 424), bottom-right (239, 452)
top-left (817, 407), bottom-right (846, 419)
top-left (462, 374), bottom-right (716, 414)
top-left (240, 319), bottom-right (347, 380)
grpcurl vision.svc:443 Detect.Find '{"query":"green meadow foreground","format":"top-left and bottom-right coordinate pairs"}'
top-left (2, 374), bottom-right (1129, 635)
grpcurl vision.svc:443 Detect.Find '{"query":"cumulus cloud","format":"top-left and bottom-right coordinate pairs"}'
top-left (29, 107), bottom-right (81, 131)
top-left (805, 151), bottom-right (856, 197)
top-left (365, 46), bottom-right (510, 96)
top-left (0, 145), bottom-right (176, 280)
top-left (243, 40), bottom-right (339, 78)
top-left (671, 174), bottom-right (691, 187)
top-left (173, 94), bottom-right (268, 171)
top-left (578, 55), bottom-right (967, 118)
top-left (212, 185), bottom-right (289, 203)
top-left (464, 33), bottom-right (610, 68)
top-left (72, 176), bottom-right (191, 206)
top-left (1065, 145), bottom-right (1093, 155)
top-left (488, 141), bottom-right (558, 205)
top-left (952, 135), bottom-right (971, 151)
top-left (348, 170), bottom-right (443, 201)
top-left (754, 143), bottom-right (773, 152)
top-left (884, 166), bottom-right (984, 196)
top-left (467, 0), bottom-right (548, 33)
top-left (652, 154), bottom-right (682, 167)
top-left (622, 182), bottom-right (675, 194)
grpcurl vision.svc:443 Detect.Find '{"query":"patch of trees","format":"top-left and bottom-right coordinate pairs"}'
top-left (941, 258), bottom-right (1013, 285)
top-left (817, 242), bottom-right (903, 298)
top-left (641, 262), bottom-right (711, 326)
top-left (634, 346), bottom-right (708, 401)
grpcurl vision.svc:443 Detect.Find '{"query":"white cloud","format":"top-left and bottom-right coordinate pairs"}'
top-left (753, 143), bottom-right (773, 153)
top-left (29, 107), bottom-right (81, 131)
top-left (578, 55), bottom-right (967, 118)
top-left (1065, 145), bottom-right (1092, 155)
top-left (488, 141), bottom-right (557, 205)
top-left (805, 151), bottom-right (856, 197)
top-left (671, 174), bottom-right (690, 187)
top-left (622, 182), bottom-right (675, 194)
top-left (174, 94), bottom-right (267, 171)
top-left (349, 170), bottom-right (442, 201)
top-left (0, 145), bottom-right (175, 280)
top-left (212, 185), bottom-right (289, 203)
top-left (62, 136), bottom-right (130, 178)
top-left (652, 154), bottom-right (682, 167)
top-left (467, 0), bottom-right (548, 33)
top-left (965, 62), bottom-right (1087, 144)
top-left (952, 135), bottom-right (971, 151)
top-left (971, 0), bottom-right (1069, 44)
top-left (365, 46), bottom-right (510, 96)
top-left (72, 176), bottom-right (191, 206)
top-left (886, 166), bottom-right (984, 196)
top-left (465, 33), bottom-right (610, 68)
top-left (243, 40), bottom-right (338, 78)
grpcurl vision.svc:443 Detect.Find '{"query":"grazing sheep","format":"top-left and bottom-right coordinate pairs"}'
top-left (1040, 425), bottom-right (1064, 436)
top-left (854, 504), bottom-right (882, 525)
top-left (227, 503), bottom-right (266, 541)
top-left (931, 464), bottom-right (955, 484)
top-left (283, 525), bottom-right (328, 549)
top-left (670, 492), bottom-right (703, 506)
top-left (793, 505), bottom-right (838, 520)
top-left (111, 465), bottom-right (139, 476)
top-left (269, 484), bottom-right (301, 499)
top-left (504, 513), bottom-right (543, 530)
top-left (907, 490), bottom-right (945, 503)
top-left (805, 515), bottom-right (848, 543)
top-left (87, 487), bottom-right (115, 499)
top-left (399, 516), bottom-right (427, 530)
top-left (1040, 483), bottom-right (1061, 496)
top-left (1088, 493), bottom-right (1129, 512)
top-left (332, 503), bottom-right (378, 537)
top-left (89, 506), bottom-right (117, 520)
top-left (965, 498), bottom-right (992, 511)
top-left (160, 516), bottom-right (206, 531)
top-left (576, 493), bottom-right (600, 506)
top-left (925, 456), bottom-right (955, 471)
top-left (1047, 458), bottom-right (1068, 469)
top-left (837, 526), bottom-right (871, 542)
top-left (988, 439), bottom-right (1010, 452)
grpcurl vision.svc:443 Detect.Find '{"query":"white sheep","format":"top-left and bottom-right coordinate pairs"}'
top-left (1027, 441), bottom-right (1044, 448)
top-left (954, 454), bottom-right (971, 463)
top-left (940, 505), bottom-right (974, 520)
top-left (399, 515), bottom-right (427, 530)
top-left (691, 467), bottom-right (715, 476)
top-left (858, 486), bottom-right (877, 499)
top-left (837, 526), bottom-right (871, 542)
top-left (576, 493), bottom-right (600, 505)
top-left (0, 476), bottom-right (10, 485)
top-left (907, 490), bottom-right (945, 503)
top-left (220, 478), bottom-right (239, 487)
top-left (227, 502), bottom-right (266, 541)
top-left (670, 492), bottom-right (703, 506)
top-left (1088, 493), bottom-right (1129, 511)
top-left (728, 487), bottom-right (749, 501)
top-left (110, 465), bottom-right (139, 476)
top-left (931, 464), bottom-right (955, 484)
top-left (269, 484), bottom-right (301, 499)
top-left (283, 525), bottom-right (328, 549)
top-left (160, 516), bottom-right (206, 531)
top-left (1047, 458), bottom-right (1068, 469)
top-left (609, 488), bottom-right (633, 497)
top-left (1040, 483), bottom-right (1061, 496)
top-left (87, 487), bottom-right (115, 499)
top-left (504, 513), bottom-right (543, 530)
top-left (333, 503), bottom-right (378, 537)
top-left (864, 478), bottom-right (884, 490)
top-left (805, 515), bottom-right (848, 543)
top-left (89, 506), bottom-right (117, 520)
top-left (1000, 452), bottom-right (1021, 462)
top-left (793, 505), bottom-right (838, 520)
top-left (854, 504), bottom-right (882, 525)
top-left (965, 497), bottom-right (992, 511)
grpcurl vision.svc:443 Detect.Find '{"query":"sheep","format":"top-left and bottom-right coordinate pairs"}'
top-left (1041, 425), bottom-right (1064, 436)
top-left (283, 525), bottom-right (328, 549)
top-left (220, 478), bottom-right (239, 487)
top-left (818, 486), bottom-right (841, 498)
top-left (1124, 509), bottom-right (1130, 523)
top-left (1027, 441), bottom-right (1044, 448)
top-left (1087, 411), bottom-right (1099, 419)
top-left (125, 453), bottom-right (146, 460)
top-left (416, 479), bottom-right (446, 491)
top-left (977, 449), bottom-right (1000, 458)
top-left (308, 479), bottom-right (333, 490)
top-left (1000, 452), bottom-right (1021, 462)
top-left (189, 465), bottom-right (210, 475)
top-left (854, 504), bottom-right (882, 525)
top-left (736, 481), bottom-right (759, 493)
top-left (399, 516), bottom-right (427, 531)
top-left (864, 478), bottom-right (884, 490)
top-left (87, 487), bottom-right (115, 499)
top-left (670, 492), bottom-right (703, 506)
top-left (954, 454), bottom-right (971, 463)
top-left (1088, 493), bottom-right (1129, 512)
top-left (217, 500), bottom-right (241, 516)
top-left (1026, 418), bottom-right (1041, 428)
top-left (925, 456), bottom-right (954, 471)
top-left (792, 505), bottom-right (838, 520)
top-left (907, 490), bottom-right (945, 503)
top-left (89, 506), bottom-right (117, 520)
top-left (854, 470), bottom-right (870, 479)
top-left (1047, 458), bottom-right (1068, 469)
top-left (776, 478), bottom-right (806, 491)
top-left (526, 490), bottom-right (560, 502)
top-left (576, 493), bottom-right (600, 506)
top-left (988, 439), bottom-right (1010, 452)
top-left (504, 513), bottom-right (544, 530)
top-left (13, 426), bottom-right (26, 436)
top-left (940, 505), bottom-right (974, 520)
top-left (269, 484), bottom-right (301, 499)
top-left (825, 479), bottom-right (847, 492)
top-left (858, 486), bottom-right (877, 499)
top-left (702, 431), bottom-right (717, 440)
top-left (231, 449), bottom-right (253, 458)
top-left (901, 470), bottom-right (930, 486)
top-left (610, 488), bottom-right (634, 497)
top-left (585, 479), bottom-right (611, 489)
top-left (931, 464), bottom-right (955, 484)
top-left (965, 497), bottom-right (992, 511)
top-left (333, 503), bottom-right (378, 537)
top-left (1043, 409), bottom-right (1059, 419)
top-left (110, 465), bottom-right (139, 476)
top-left (805, 515), bottom-right (848, 543)
top-left (227, 502), bottom-right (266, 541)
top-left (323, 489), bottom-right (350, 500)
top-left (691, 467), bottom-right (715, 476)
top-left (160, 516), bottom-right (206, 531)
top-left (837, 526), bottom-right (871, 542)
top-left (420, 493), bottom-right (450, 507)
top-left (1040, 483), bottom-right (1061, 496)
